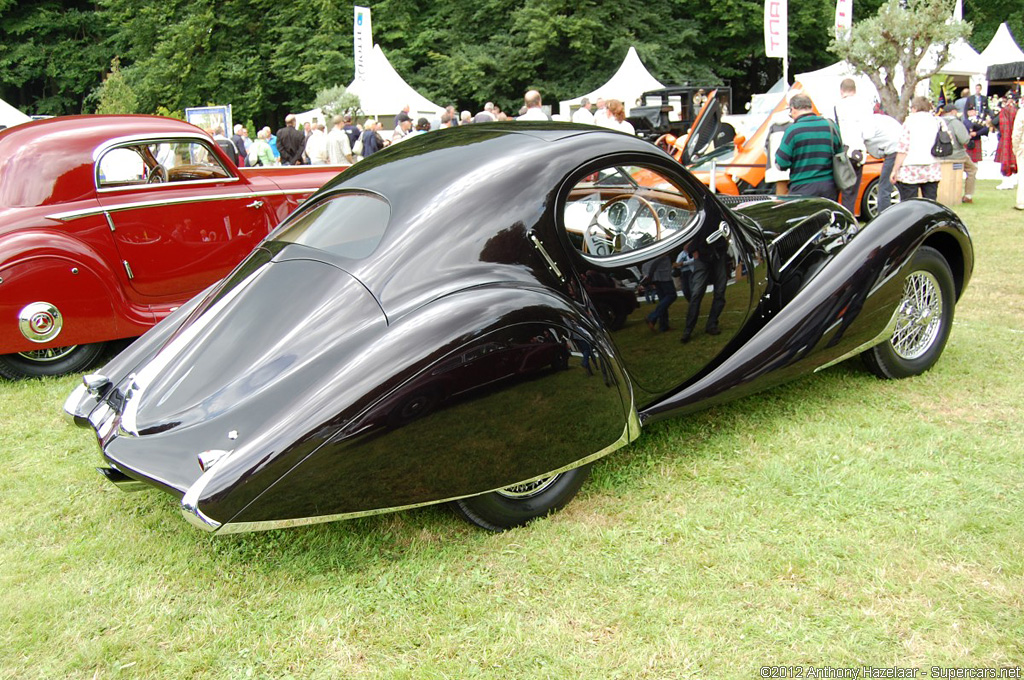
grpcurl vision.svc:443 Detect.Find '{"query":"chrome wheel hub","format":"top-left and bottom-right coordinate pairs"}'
top-left (19, 302), bottom-right (63, 343)
top-left (891, 271), bottom-right (942, 360)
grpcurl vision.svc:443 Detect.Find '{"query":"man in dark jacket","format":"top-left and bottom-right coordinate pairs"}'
top-left (275, 114), bottom-right (306, 165)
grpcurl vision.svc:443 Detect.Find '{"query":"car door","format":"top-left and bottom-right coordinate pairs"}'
top-left (94, 137), bottom-right (276, 300)
top-left (559, 160), bottom-right (755, 405)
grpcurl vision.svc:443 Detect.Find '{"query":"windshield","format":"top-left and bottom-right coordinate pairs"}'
top-left (271, 191), bottom-right (390, 260)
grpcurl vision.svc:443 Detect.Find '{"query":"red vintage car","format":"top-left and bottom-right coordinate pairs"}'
top-left (0, 115), bottom-right (346, 378)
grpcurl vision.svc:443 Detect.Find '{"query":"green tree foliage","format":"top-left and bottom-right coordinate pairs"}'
top-left (0, 0), bottom-right (109, 115)
top-left (1, 0), bottom-right (1018, 124)
top-left (314, 85), bottom-right (361, 120)
top-left (369, 0), bottom-right (714, 113)
top-left (97, 0), bottom-right (353, 128)
top-left (964, 0), bottom-right (1024, 54)
top-left (93, 56), bottom-right (138, 113)
top-left (830, 0), bottom-right (972, 120)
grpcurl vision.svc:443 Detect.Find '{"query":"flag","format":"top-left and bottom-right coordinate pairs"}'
top-left (764, 0), bottom-right (787, 59)
top-left (835, 0), bottom-right (852, 36)
top-left (353, 6), bottom-right (372, 83)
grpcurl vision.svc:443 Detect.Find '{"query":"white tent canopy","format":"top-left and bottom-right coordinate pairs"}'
top-left (0, 98), bottom-right (30, 128)
top-left (930, 38), bottom-right (986, 77)
top-left (793, 61), bottom-right (885, 117)
top-left (558, 46), bottom-right (664, 118)
top-left (980, 22), bottom-right (1024, 68)
top-left (795, 47), bottom-right (989, 113)
top-left (919, 37), bottom-right (988, 91)
top-left (346, 43), bottom-right (443, 121)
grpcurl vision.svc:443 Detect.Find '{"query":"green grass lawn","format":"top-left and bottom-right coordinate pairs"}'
top-left (2, 182), bottom-right (1022, 679)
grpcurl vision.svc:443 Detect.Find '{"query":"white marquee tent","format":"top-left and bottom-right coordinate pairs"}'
top-left (558, 46), bottom-right (664, 119)
top-left (347, 43), bottom-right (443, 121)
top-left (980, 22), bottom-right (1024, 69)
top-left (0, 98), bottom-right (30, 128)
top-left (793, 61), bottom-right (884, 116)
top-left (930, 39), bottom-right (986, 79)
top-left (296, 43), bottom-right (444, 130)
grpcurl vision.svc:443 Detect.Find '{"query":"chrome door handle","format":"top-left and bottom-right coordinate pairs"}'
top-left (246, 200), bottom-right (264, 209)
top-left (706, 220), bottom-right (731, 244)
top-left (527, 231), bottom-right (565, 283)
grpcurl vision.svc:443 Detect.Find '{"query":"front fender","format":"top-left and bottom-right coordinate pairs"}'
top-left (643, 198), bottom-right (972, 422)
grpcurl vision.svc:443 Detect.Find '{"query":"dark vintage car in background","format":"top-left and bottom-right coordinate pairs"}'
top-left (0, 115), bottom-right (346, 379)
top-left (66, 123), bottom-right (972, 534)
top-left (627, 85), bottom-right (734, 144)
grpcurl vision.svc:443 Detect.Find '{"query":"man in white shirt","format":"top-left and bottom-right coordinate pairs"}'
top-left (327, 115), bottom-right (353, 164)
top-left (863, 112), bottom-right (903, 214)
top-left (834, 78), bottom-right (870, 215)
top-left (517, 90), bottom-right (549, 121)
top-left (593, 98), bottom-right (609, 126)
top-left (572, 98), bottom-right (594, 125)
top-left (304, 123), bottom-right (329, 164)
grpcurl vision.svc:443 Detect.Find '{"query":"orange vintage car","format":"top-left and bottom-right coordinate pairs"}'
top-left (659, 86), bottom-right (897, 220)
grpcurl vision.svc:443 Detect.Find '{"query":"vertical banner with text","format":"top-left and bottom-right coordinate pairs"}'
top-left (764, 0), bottom-right (787, 59)
top-left (834, 0), bottom-right (852, 37)
top-left (353, 6), bottom-right (372, 83)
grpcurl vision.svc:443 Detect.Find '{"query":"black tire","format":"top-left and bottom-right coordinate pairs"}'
top-left (0, 342), bottom-right (106, 380)
top-left (451, 465), bottom-right (591, 531)
top-left (862, 247), bottom-right (954, 379)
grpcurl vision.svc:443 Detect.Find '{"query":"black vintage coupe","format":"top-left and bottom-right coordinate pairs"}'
top-left (65, 124), bottom-right (973, 534)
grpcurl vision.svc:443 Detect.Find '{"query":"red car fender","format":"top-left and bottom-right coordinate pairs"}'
top-left (0, 229), bottom-right (151, 355)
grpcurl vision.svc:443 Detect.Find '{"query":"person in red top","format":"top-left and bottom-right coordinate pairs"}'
top-left (996, 95), bottom-right (1018, 189)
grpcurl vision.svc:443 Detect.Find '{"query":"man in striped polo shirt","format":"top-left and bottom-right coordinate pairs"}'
top-left (775, 94), bottom-right (841, 200)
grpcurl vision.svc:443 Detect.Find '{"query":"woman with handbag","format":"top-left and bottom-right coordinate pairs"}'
top-left (890, 96), bottom-right (950, 201)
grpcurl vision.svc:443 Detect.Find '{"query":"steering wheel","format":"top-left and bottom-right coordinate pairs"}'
top-left (147, 165), bottom-right (168, 184)
top-left (587, 194), bottom-right (662, 253)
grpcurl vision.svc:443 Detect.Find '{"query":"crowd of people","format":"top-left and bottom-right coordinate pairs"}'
top-left (214, 83), bottom-right (1024, 212)
top-left (772, 79), bottom-right (1024, 213)
top-left (211, 89), bottom-right (638, 170)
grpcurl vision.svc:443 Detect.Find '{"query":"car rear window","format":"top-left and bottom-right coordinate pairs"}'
top-left (270, 191), bottom-right (389, 259)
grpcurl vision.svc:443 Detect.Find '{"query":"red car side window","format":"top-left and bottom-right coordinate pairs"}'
top-left (97, 140), bottom-right (230, 189)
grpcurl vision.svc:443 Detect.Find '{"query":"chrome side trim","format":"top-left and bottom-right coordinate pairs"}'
top-left (46, 188), bottom-right (318, 223)
top-left (205, 400), bottom-right (643, 535)
top-left (813, 304), bottom-right (901, 373)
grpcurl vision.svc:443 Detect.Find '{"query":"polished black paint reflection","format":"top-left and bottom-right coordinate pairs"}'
top-left (67, 123), bottom-right (973, 532)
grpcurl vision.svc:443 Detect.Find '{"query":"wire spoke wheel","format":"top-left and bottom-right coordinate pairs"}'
top-left (891, 271), bottom-right (943, 360)
top-left (494, 475), bottom-right (561, 500)
top-left (452, 465), bottom-right (591, 531)
top-left (16, 345), bottom-right (79, 363)
top-left (0, 342), bottom-right (106, 380)
top-left (861, 246), bottom-right (954, 380)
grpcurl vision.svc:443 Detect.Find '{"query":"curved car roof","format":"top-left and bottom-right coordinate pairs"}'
top-left (0, 114), bottom-right (211, 208)
top-left (304, 122), bottom-right (671, 317)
